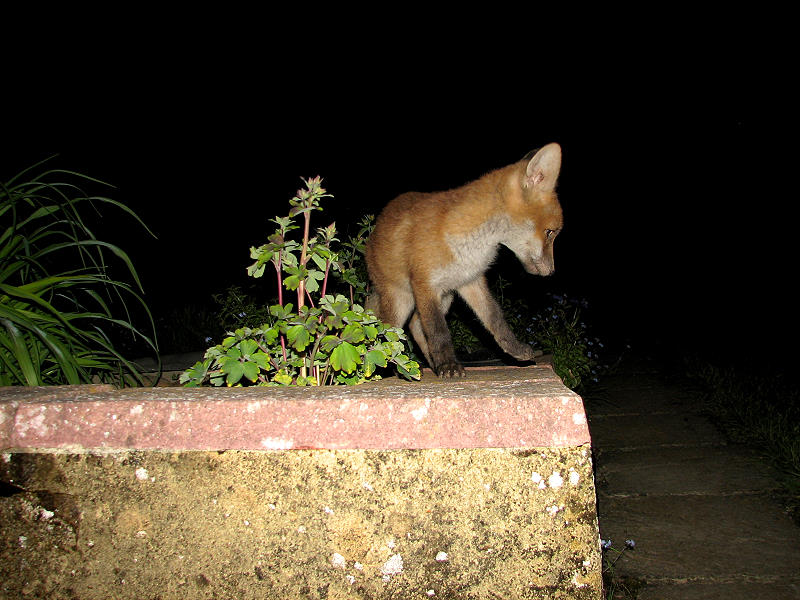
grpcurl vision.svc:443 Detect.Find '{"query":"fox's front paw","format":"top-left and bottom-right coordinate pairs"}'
top-left (509, 344), bottom-right (543, 362)
top-left (436, 360), bottom-right (466, 378)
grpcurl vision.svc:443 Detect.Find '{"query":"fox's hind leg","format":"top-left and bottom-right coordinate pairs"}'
top-left (408, 292), bottom-right (454, 374)
top-left (367, 287), bottom-right (415, 331)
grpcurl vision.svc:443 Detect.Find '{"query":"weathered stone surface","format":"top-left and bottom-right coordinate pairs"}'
top-left (598, 494), bottom-right (800, 581)
top-left (0, 366), bottom-right (589, 452)
top-left (638, 581), bottom-right (800, 600)
top-left (0, 366), bottom-right (602, 598)
top-left (587, 412), bottom-right (727, 449)
top-left (0, 448), bottom-right (601, 599)
top-left (596, 445), bottom-right (782, 496)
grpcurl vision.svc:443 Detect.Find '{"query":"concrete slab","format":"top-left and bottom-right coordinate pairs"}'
top-left (596, 444), bottom-right (782, 497)
top-left (638, 581), bottom-right (800, 600)
top-left (583, 381), bottom-right (690, 417)
top-left (597, 491), bottom-right (800, 582)
top-left (587, 412), bottom-right (727, 449)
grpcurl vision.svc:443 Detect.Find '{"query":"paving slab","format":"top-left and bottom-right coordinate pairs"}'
top-left (584, 383), bottom-right (690, 417)
top-left (587, 412), bottom-right (727, 449)
top-left (638, 581), bottom-right (800, 600)
top-left (597, 494), bottom-right (800, 581)
top-left (590, 368), bottom-right (800, 598)
top-left (596, 444), bottom-right (782, 496)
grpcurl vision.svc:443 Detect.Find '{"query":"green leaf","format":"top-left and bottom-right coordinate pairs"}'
top-left (221, 359), bottom-right (244, 385)
top-left (394, 356), bottom-right (421, 380)
top-left (310, 252), bottom-right (328, 271)
top-left (304, 269), bottom-right (324, 293)
top-left (329, 341), bottom-right (361, 374)
top-left (335, 372), bottom-right (362, 385)
top-left (242, 361), bottom-right (260, 382)
top-left (252, 351), bottom-right (271, 370)
top-left (270, 303), bottom-right (294, 319)
top-left (366, 349), bottom-right (387, 368)
top-left (247, 263), bottom-right (266, 278)
top-left (273, 370), bottom-right (293, 385)
top-left (239, 339), bottom-right (258, 356)
top-left (179, 359), bottom-right (213, 386)
top-left (286, 324), bottom-right (312, 351)
top-left (340, 322), bottom-right (365, 344)
top-left (283, 274), bottom-right (300, 290)
top-left (320, 334), bottom-right (340, 353)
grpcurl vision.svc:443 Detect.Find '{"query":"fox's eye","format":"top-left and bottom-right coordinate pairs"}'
top-left (545, 229), bottom-right (557, 239)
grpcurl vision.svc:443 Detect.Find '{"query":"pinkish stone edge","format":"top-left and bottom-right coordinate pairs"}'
top-left (0, 366), bottom-right (590, 452)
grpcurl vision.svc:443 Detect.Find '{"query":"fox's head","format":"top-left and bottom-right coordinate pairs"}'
top-left (503, 143), bottom-right (563, 276)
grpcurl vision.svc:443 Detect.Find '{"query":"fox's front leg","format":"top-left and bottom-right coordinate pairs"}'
top-left (457, 276), bottom-right (541, 362)
top-left (412, 283), bottom-right (465, 378)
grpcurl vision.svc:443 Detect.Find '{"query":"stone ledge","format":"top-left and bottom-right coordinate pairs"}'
top-left (0, 365), bottom-right (588, 453)
top-left (0, 365), bottom-right (602, 599)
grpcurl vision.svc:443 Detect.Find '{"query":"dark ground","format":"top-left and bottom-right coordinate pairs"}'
top-left (587, 355), bottom-right (800, 599)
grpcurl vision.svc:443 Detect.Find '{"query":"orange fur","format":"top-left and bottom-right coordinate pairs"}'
top-left (366, 143), bottom-right (563, 377)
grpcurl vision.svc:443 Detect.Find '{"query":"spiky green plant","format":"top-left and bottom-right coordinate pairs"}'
top-left (0, 158), bottom-right (158, 386)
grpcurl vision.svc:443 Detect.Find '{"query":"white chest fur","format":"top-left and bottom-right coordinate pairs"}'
top-left (432, 216), bottom-right (511, 291)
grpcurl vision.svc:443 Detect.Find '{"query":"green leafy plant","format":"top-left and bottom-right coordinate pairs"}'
top-left (180, 177), bottom-right (419, 387)
top-left (448, 277), bottom-right (604, 390)
top-left (525, 293), bottom-right (603, 390)
top-left (212, 284), bottom-right (273, 333)
top-left (335, 214), bottom-right (374, 306)
top-left (0, 158), bottom-right (158, 386)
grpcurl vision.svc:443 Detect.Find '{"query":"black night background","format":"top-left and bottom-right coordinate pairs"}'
top-left (4, 18), bottom-right (800, 596)
top-left (2, 39), bottom-right (795, 376)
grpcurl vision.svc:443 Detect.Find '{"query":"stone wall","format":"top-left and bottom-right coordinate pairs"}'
top-left (0, 366), bottom-right (602, 599)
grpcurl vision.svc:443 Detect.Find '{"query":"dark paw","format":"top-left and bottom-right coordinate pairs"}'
top-left (505, 343), bottom-right (541, 362)
top-left (436, 360), bottom-right (465, 378)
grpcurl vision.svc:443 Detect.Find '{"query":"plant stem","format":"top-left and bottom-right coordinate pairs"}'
top-left (274, 251), bottom-right (284, 306)
top-left (320, 258), bottom-right (330, 298)
top-left (273, 258), bottom-right (287, 363)
top-left (297, 210), bottom-right (311, 380)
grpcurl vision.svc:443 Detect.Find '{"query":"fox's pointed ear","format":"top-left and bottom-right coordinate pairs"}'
top-left (524, 143), bottom-right (562, 191)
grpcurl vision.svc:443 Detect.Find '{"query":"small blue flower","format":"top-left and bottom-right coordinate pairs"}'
top-left (601, 539), bottom-right (612, 550)
top-left (238, 311), bottom-right (247, 318)
top-left (625, 539), bottom-right (636, 549)
top-left (205, 336), bottom-right (213, 343)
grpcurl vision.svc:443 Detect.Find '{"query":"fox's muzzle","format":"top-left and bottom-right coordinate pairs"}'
top-left (522, 259), bottom-right (555, 276)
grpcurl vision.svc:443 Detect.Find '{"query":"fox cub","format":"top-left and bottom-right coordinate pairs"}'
top-left (365, 143), bottom-right (563, 377)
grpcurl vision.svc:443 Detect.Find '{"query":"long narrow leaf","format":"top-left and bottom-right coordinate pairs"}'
top-left (0, 318), bottom-right (40, 384)
top-left (1, 158), bottom-right (159, 386)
